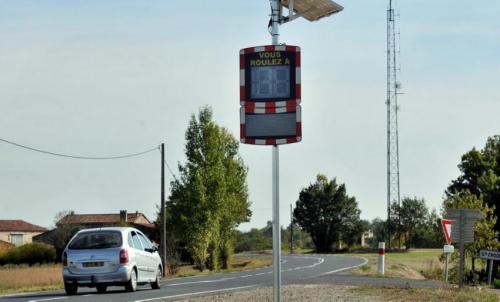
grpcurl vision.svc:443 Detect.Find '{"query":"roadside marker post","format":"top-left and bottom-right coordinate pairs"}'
top-left (377, 242), bottom-right (385, 275)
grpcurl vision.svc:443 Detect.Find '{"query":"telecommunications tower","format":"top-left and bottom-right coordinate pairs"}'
top-left (386, 0), bottom-right (401, 249)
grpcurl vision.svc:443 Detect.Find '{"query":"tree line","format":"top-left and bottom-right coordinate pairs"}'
top-left (156, 106), bottom-right (499, 282)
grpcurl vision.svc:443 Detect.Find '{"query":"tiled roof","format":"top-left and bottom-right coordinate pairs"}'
top-left (57, 213), bottom-right (152, 227)
top-left (0, 220), bottom-right (47, 232)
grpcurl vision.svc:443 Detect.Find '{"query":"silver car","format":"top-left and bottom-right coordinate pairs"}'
top-left (62, 227), bottom-right (163, 295)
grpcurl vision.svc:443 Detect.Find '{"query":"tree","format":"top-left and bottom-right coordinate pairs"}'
top-left (370, 218), bottom-right (388, 247)
top-left (167, 107), bottom-right (251, 271)
top-left (443, 191), bottom-right (499, 278)
top-left (445, 135), bottom-right (500, 276)
top-left (446, 135), bottom-right (500, 235)
top-left (391, 197), bottom-right (429, 249)
top-left (293, 174), bottom-right (361, 253)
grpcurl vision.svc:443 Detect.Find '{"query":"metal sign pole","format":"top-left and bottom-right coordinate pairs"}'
top-left (444, 253), bottom-right (449, 283)
top-left (459, 211), bottom-right (465, 287)
top-left (488, 259), bottom-right (493, 286)
top-left (270, 1), bottom-right (281, 301)
top-left (272, 145), bottom-right (281, 302)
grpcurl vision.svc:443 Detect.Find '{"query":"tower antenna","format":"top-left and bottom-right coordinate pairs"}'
top-left (386, 0), bottom-right (402, 249)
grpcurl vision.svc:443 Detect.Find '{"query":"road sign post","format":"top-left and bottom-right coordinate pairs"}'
top-left (440, 219), bottom-right (453, 283)
top-left (241, 2), bottom-right (344, 301)
top-left (445, 209), bottom-right (483, 287)
top-left (443, 245), bottom-right (454, 282)
top-left (480, 250), bottom-right (500, 286)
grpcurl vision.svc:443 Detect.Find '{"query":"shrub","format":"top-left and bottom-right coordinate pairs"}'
top-left (0, 243), bottom-right (56, 265)
top-left (493, 278), bottom-right (500, 289)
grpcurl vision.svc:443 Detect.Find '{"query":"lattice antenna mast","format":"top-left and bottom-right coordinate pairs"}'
top-left (386, 0), bottom-right (402, 249)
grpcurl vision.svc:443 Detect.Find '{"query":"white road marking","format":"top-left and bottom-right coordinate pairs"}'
top-left (158, 255), bottom-right (325, 288)
top-left (133, 285), bottom-right (256, 302)
top-left (306, 256), bottom-right (369, 279)
top-left (27, 297), bottom-right (67, 302)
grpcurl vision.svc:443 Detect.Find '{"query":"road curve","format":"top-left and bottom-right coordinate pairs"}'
top-left (0, 255), bottom-right (367, 302)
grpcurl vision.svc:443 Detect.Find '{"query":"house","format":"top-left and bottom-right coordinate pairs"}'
top-left (361, 229), bottom-right (374, 247)
top-left (0, 220), bottom-right (48, 246)
top-left (57, 210), bottom-right (154, 237)
top-left (33, 210), bottom-right (156, 247)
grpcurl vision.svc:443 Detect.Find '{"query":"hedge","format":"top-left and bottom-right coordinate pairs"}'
top-left (0, 242), bottom-right (56, 265)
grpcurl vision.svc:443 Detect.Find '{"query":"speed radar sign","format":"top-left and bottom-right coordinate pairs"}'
top-left (240, 45), bottom-right (301, 107)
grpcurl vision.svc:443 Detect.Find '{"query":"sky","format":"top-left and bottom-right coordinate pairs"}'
top-left (0, 1), bottom-right (499, 231)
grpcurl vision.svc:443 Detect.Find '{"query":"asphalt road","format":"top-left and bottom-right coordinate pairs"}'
top-left (0, 255), bottom-right (367, 302)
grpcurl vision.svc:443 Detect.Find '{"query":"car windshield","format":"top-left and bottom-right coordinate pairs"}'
top-left (68, 231), bottom-right (122, 249)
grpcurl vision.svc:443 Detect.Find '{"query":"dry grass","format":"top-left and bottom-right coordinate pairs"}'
top-left (0, 257), bottom-right (272, 293)
top-left (350, 249), bottom-right (443, 280)
top-left (0, 264), bottom-right (63, 293)
top-left (353, 285), bottom-right (500, 302)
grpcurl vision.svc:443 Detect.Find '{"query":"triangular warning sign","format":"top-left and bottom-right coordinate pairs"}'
top-left (441, 219), bottom-right (452, 245)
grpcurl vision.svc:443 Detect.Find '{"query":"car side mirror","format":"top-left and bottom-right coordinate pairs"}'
top-left (146, 246), bottom-right (158, 253)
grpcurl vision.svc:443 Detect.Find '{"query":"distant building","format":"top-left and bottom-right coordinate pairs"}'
top-left (34, 210), bottom-right (155, 246)
top-left (56, 210), bottom-right (153, 234)
top-left (361, 229), bottom-right (374, 247)
top-left (0, 220), bottom-right (48, 246)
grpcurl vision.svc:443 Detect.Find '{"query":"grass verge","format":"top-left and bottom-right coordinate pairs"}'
top-left (350, 249), bottom-right (443, 280)
top-left (168, 257), bottom-right (272, 278)
top-left (0, 257), bottom-right (272, 294)
top-left (0, 264), bottom-right (63, 294)
top-left (352, 285), bottom-right (500, 302)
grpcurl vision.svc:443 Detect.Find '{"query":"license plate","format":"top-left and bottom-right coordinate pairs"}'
top-left (83, 261), bottom-right (104, 267)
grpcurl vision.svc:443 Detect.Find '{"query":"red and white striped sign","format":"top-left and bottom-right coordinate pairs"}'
top-left (441, 219), bottom-right (452, 245)
top-left (240, 105), bottom-right (301, 145)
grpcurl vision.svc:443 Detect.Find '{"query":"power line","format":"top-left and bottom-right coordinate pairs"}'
top-left (0, 137), bottom-right (159, 160)
top-left (163, 159), bottom-right (177, 181)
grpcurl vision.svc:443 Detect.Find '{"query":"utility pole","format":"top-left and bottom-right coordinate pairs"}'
top-left (160, 143), bottom-right (166, 276)
top-left (290, 204), bottom-right (294, 254)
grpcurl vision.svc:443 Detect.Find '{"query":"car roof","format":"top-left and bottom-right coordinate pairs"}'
top-left (76, 227), bottom-right (140, 234)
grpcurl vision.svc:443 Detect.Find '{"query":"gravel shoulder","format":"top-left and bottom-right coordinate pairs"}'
top-left (171, 284), bottom-right (378, 302)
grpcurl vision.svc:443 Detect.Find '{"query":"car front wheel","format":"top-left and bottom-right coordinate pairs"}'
top-left (125, 268), bottom-right (137, 292)
top-left (64, 282), bottom-right (78, 295)
top-left (151, 267), bottom-right (162, 289)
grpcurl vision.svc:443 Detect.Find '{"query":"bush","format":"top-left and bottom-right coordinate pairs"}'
top-left (0, 243), bottom-right (56, 265)
top-left (493, 278), bottom-right (500, 289)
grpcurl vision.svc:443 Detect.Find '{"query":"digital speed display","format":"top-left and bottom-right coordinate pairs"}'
top-left (250, 66), bottom-right (290, 99)
top-left (240, 45), bottom-right (300, 104)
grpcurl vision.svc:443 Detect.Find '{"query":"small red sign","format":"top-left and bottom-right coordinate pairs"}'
top-left (441, 219), bottom-right (452, 245)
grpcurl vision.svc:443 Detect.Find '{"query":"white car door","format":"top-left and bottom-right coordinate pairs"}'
top-left (130, 231), bottom-right (150, 282)
top-left (138, 232), bottom-right (156, 280)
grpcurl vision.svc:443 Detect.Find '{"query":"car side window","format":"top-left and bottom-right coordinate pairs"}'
top-left (130, 231), bottom-right (143, 250)
top-left (128, 232), bottom-right (134, 247)
top-left (138, 233), bottom-right (152, 250)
